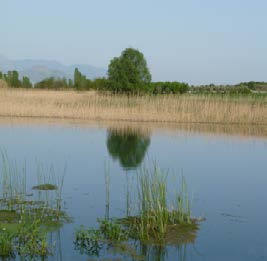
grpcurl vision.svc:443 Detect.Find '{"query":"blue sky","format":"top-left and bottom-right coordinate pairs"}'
top-left (1, 0), bottom-right (267, 84)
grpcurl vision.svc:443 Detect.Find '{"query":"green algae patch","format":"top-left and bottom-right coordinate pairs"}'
top-left (32, 183), bottom-right (58, 191)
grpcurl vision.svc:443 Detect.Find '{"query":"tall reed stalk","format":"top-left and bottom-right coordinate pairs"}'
top-left (135, 165), bottom-right (192, 242)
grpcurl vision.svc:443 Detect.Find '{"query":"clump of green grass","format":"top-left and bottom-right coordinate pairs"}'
top-left (0, 229), bottom-right (14, 257)
top-left (123, 165), bottom-right (195, 244)
top-left (75, 164), bottom-right (201, 259)
top-left (0, 214), bottom-right (50, 258)
top-left (15, 214), bottom-right (50, 258)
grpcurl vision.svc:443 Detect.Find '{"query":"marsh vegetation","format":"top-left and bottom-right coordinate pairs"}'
top-left (0, 153), bottom-right (70, 259)
top-left (74, 165), bottom-right (200, 259)
top-left (0, 89), bottom-right (266, 125)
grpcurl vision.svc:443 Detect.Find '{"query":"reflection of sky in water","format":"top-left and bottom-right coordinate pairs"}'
top-left (0, 124), bottom-right (266, 260)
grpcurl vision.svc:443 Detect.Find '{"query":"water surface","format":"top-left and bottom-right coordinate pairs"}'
top-left (0, 120), bottom-right (266, 260)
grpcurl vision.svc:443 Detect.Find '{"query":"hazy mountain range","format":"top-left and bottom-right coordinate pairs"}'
top-left (0, 54), bottom-right (107, 83)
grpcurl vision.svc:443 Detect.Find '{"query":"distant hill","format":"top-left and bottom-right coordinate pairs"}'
top-left (0, 54), bottom-right (107, 83)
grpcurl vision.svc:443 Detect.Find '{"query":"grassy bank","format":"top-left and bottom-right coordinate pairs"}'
top-left (0, 89), bottom-right (266, 124)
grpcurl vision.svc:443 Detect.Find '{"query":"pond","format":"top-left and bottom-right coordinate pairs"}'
top-left (0, 119), bottom-right (266, 260)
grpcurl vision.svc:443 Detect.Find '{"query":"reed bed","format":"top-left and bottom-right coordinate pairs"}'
top-left (75, 164), bottom-right (198, 259)
top-left (0, 153), bottom-right (69, 258)
top-left (0, 89), bottom-right (266, 124)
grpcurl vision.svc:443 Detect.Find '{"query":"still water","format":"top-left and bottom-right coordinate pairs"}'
top-left (0, 120), bottom-right (266, 260)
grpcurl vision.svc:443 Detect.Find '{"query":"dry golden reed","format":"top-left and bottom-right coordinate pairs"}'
top-left (0, 80), bottom-right (8, 89)
top-left (0, 89), bottom-right (266, 125)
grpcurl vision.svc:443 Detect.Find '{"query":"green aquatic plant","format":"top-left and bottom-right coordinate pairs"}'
top-left (15, 214), bottom-right (50, 258)
top-left (74, 220), bottom-right (142, 259)
top-left (74, 226), bottom-right (103, 256)
top-left (121, 165), bottom-right (195, 243)
top-left (0, 213), bottom-right (50, 258)
top-left (75, 164), bottom-right (200, 259)
top-left (0, 153), bottom-right (70, 259)
top-left (0, 229), bottom-right (15, 257)
top-left (99, 219), bottom-right (129, 242)
top-left (32, 184), bottom-right (58, 191)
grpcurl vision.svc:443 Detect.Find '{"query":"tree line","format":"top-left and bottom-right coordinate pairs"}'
top-left (0, 48), bottom-right (189, 94)
top-left (1, 48), bottom-right (266, 94)
top-left (0, 71), bottom-right (32, 88)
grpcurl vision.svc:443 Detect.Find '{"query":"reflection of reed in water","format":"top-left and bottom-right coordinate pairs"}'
top-left (104, 121), bottom-right (267, 139)
top-left (138, 243), bottom-right (188, 261)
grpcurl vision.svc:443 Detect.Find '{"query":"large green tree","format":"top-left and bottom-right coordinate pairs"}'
top-left (108, 48), bottom-right (151, 93)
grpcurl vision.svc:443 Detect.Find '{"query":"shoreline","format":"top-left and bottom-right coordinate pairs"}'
top-left (0, 115), bottom-right (266, 139)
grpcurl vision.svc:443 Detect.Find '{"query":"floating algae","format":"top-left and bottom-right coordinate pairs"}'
top-left (32, 183), bottom-right (58, 191)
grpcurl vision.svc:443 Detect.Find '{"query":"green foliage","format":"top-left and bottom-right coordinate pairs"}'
top-left (228, 86), bottom-right (251, 94)
top-left (15, 215), bottom-right (49, 258)
top-left (192, 84), bottom-right (252, 94)
top-left (0, 153), bottom-right (70, 258)
top-left (74, 68), bottom-right (91, 90)
top-left (4, 71), bottom-right (21, 88)
top-left (0, 229), bottom-right (14, 257)
top-left (108, 48), bottom-right (152, 93)
top-left (131, 166), bottom-right (193, 242)
top-left (237, 81), bottom-right (267, 91)
top-left (99, 219), bottom-right (129, 242)
top-left (75, 226), bottom-right (102, 256)
top-left (151, 82), bottom-right (189, 94)
top-left (0, 215), bottom-right (50, 258)
top-left (34, 77), bottom-right (69, 89)
top-left (68, 79), bottom-right (74, 88)
top-left (0, 71), bottom-right (32, 88)
top-left (90, 77), bottom-right (111, 90)
top-left (74, 220), bottom-right (129, 257)
top-left (21, 76), bottom-right (32, 88)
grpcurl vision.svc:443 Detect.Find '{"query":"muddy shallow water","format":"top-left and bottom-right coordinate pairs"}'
top-left (0, 119), bottom-right (266, 260)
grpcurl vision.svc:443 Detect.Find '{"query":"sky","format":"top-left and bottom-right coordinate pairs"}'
top-left (1, 0), bottom-right (267, 85)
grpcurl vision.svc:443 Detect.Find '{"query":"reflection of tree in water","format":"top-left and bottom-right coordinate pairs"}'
top-left (106, 128), bottom-right (150, 169)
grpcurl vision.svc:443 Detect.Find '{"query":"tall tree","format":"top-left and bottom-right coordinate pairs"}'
top-left (108, 48), bottom-right (151, 93)
top-left (5, 71), bottom-right (21, 87)
top-left (74, 68), bottom-right (82, 89)
top-left (74, 68), bottom-right (91, 90)
top-left (22, 76), bottom-right (32, 88)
